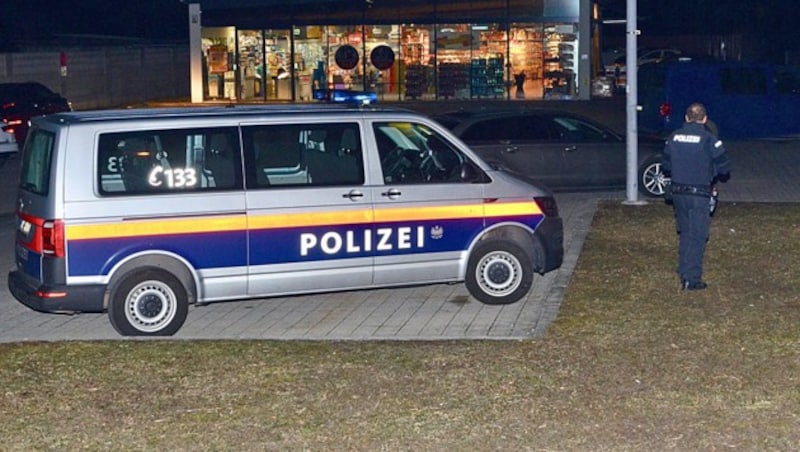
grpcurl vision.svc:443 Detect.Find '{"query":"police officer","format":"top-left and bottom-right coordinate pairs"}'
top-left (662, 103), bottom-right (731, 290)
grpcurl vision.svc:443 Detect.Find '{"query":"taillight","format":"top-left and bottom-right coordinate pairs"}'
top-left (2, 118), bottom-right (22, 137)
top-left (534, 196), bottom-right (559, 218)
top-left (18, 213), bottom-right (65, 258)
top-left (658, 102), bottom-right (672, 117)
top-left (41, 220), bottom-right (66, 257)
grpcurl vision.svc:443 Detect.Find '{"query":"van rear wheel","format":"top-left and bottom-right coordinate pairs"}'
top-left (108, 269), bottom-right (188, 336)
top-left (466, 240), bottom-right (533, 305)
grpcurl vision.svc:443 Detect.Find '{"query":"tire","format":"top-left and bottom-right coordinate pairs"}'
top-left (108, 268), bottom-right (188, 336)
top-left (639, 157), bottom-right (669, 197)
top-left (465, 240), bottom-right (534, 305)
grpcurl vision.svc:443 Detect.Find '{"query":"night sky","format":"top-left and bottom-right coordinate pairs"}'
top-left (0, 0), bottom-right (188, 47)
top-left (601, 0), bottom-right (800, 63)
top-left (602, 0), bottom-right (799, 40)
top-left (2, 0), bottom-right (799, 61)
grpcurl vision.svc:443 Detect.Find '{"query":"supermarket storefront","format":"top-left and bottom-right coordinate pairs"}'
top-left (186, 0), bottom-right (592, 102)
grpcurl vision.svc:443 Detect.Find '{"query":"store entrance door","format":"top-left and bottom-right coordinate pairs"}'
top-left (264, 30), bottom-right (292, 101)
top-left (238, 30), bottom-right (263, 100)
top-left (236, 29), bottom-right (292, 101)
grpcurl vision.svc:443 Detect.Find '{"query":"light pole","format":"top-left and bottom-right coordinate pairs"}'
top-left (623, 0), bottom-right (645, 205)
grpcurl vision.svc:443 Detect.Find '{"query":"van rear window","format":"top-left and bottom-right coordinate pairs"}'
top-left (97, 127), bottom-right (243, 195)
top-left (18, 130), bottom-right (56, 196)
top-left (776, 68), bottom-right (800, 95)
top-left (720, 68), bottom-right (767, 95)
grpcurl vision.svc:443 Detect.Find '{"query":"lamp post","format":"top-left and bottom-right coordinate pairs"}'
top-left (624, 0), bottom-right (644, 205)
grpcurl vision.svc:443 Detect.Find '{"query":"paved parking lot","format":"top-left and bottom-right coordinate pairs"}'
top-left (0, 147), bottom-right (601, 342)
top-left (0, 187), bottom-right (600, 342)
top-left (1, 117), bottom-right (798, 342)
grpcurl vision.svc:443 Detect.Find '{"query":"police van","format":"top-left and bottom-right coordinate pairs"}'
top-left (8, 105), bottom-right (563, 336)
top-left (638, 59), bottom-right (800, 139)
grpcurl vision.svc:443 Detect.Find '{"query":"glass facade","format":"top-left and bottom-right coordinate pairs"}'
top-left (197, 1), bottom-right (583, 102)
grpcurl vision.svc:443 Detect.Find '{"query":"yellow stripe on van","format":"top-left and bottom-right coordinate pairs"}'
top-left (484, 200), bottom-right (542, 217)
top-left (373, 204), bottom-right (485, 223)
top-left (371, 201), bottom-right (539, 223)
top-left (247, 209), bottom-right (374, 229)
top-left (66, 215), bottom-right (248, 240)
top-left (65, 201), bottom-right (542, 241)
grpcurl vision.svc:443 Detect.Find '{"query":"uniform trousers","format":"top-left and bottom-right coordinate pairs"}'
top-left (673, 193), bottom-right (711, 284)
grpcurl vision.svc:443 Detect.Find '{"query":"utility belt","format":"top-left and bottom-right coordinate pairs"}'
top-left (670, 183), bottom-right (711, 197)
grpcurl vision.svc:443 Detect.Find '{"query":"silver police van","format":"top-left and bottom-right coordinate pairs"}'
top-left (8, 105), bottom-right (563, 336)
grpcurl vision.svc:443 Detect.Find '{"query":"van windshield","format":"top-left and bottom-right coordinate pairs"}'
top-left (18, 129), bottom-right (56, 196)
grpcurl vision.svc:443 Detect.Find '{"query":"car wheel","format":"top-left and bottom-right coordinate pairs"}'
top-left (108, 268), bottom-right (188, 336)
top-left (465, 240), bottom-right (533, 305)
top-left (639, 157), bottom-right (669, 197)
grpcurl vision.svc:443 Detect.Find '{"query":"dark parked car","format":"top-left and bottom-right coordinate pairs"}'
top-left (0, 82), bottom-right (72, 144)
top-left (0, 125), bottom-right (18, 168)
top-left (434, 109), bottom-right (668, 197)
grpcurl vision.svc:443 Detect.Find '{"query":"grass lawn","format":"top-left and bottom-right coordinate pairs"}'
top-left (1, 201), bottom-right (799, 450)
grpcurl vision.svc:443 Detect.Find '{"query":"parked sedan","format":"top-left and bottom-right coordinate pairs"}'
top-left (0, 82), bottom-right (72, 144)
top-left (434, 109), bottom-right (668, 197)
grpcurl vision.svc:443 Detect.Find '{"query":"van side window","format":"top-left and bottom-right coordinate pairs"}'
top-left (242, 123), bottom-right (364, 188)
top-left (374, 122), bottom-right (473, 184)
top-left (97, 127), bottom-right (242, 195)
top-left (720, 68), bottom-right (767, 95)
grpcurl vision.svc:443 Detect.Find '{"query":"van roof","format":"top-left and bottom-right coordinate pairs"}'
top-left (34, 104), bottom-right (418, 126)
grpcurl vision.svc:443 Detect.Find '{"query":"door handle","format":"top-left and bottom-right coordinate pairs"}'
top-left (504, 146), bottom-right (519, 153)
top-left (342, 190), bottom-right (364, 200)
top-left (564, 145), bottom-right (577, 152)
top-left (381, 188), bottom-right (402, 199)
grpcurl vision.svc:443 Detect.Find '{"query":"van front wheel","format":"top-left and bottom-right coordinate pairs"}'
top-left (466, 240), bottom-right (533, 305)
top-left (108, 269), bottom-right (188, 336)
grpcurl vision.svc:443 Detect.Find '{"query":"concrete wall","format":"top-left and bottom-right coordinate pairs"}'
top-left (0, 46), bottom-right (190, 110)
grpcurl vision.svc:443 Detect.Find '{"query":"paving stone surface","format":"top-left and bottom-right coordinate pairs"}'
top-left (1, 110), bottom-right (796, 342)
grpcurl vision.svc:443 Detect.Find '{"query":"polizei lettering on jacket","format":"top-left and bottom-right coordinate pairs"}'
top-left (672, 134), bottom-right (702, 143)
top-left (300, 226), bottom-right (426, 256)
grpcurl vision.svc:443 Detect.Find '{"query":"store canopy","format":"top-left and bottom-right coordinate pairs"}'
top-left (189, 0), bottom-right (341, 7)
top-left (189, 0), bottom-right (559, 28)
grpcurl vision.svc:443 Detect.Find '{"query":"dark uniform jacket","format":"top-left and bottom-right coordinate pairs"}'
top-left (663, 122), bottom-right (730, 192)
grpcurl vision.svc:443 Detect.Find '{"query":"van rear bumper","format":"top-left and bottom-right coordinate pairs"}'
top-left (8, 270), bottom-right (106, 313)
top-left (533, 216), bottom-right (564, 273)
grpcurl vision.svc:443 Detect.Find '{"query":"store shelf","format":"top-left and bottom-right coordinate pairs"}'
top-left (470, 56), bottom-right (505, 98)
top-left (404, 64), bottom-right (428, 99)
top-left (510, 28), bottom-right (543, 81)
top-left (439, 62), bottom-right (470, 99)
top-left (543, 30), bottom-right (577, 99)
